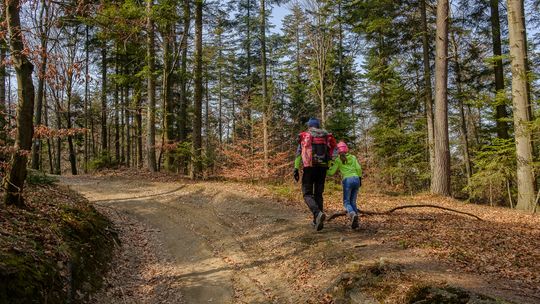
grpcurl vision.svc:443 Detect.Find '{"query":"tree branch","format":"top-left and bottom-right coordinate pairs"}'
top-left (327, 204), bottom-right (483, 221)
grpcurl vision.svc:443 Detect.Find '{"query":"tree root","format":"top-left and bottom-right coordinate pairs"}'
top-left (327, 204), bottom-right (483, 221)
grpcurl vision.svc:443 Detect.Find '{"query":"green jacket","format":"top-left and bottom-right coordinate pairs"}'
top-left (327, 154), bottom-right (362, 180)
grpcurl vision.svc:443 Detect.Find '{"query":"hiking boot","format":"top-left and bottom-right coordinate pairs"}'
top-left (350, 212), bottom-right (359, 229)
top-left (315, 211), bottom-right (326, 231)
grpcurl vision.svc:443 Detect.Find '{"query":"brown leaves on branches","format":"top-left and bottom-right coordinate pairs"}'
top-left (33, 125), bottom-right (87, 139)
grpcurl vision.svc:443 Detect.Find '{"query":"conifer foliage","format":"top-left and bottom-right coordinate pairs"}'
top-left (0, 0), bottom-right (539, 211)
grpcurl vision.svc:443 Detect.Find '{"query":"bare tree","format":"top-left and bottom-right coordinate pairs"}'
top-left (2, 0), bottom-right (36, 206)
top-left (303, 0), bottom-right (334, 127)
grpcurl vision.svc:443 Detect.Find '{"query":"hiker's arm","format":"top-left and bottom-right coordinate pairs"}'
top-left (294, 155), bottom-right (302, 170)
top-left (355, 157), bottom-right (362, 177)
top-left (327, 159), bottom-right (339, 176)
top-left (294, 144), bottom-right (302, 170)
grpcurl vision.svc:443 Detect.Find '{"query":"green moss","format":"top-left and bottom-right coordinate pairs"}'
top-left (0, 187), bottom-right (118, 304)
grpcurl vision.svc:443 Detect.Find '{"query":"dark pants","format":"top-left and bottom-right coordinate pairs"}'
top-left (302, 166), bottom-right (327, 220)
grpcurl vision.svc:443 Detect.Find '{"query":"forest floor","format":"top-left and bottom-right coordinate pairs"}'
top-left (60, 171), bottom-right (540, 304)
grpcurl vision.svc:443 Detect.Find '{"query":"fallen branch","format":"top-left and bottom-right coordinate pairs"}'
top-left (327, 204), bottom-right (483, 221)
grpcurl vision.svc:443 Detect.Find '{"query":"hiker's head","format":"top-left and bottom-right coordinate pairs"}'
top-left (307, 118), bottom-right (320, 129)
top-left (337, 142), bottom-right (348, 163)
top-left (337, 142), bottom-right (348, 154)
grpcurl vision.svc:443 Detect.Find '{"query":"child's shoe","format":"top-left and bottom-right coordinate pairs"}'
top-left (349, 212), bottom-right (359, 229)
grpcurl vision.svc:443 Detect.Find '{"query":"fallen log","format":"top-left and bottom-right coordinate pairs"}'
top-left (327, 204), bottom-right (483, 221)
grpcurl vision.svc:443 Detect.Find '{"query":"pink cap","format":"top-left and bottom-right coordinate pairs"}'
top-left (337, 142), bottom-right (348, 153)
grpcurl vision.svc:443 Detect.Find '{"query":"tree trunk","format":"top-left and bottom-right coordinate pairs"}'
top-left (146, 0), bottom-right (157, 172)
top-left (2, 0), bottom-right (35, 206)
top-left (507, 0), bottom-right (535, 211)
top-left (84, 25), bottom-right (89, 172)
top-left (177, 0), bottom-right (190, 175)
top-left (135, 85), bottom-right (143, 168)
top-left (101, 46), bottom-right (108, 154)
top-left (114, 48), bottom-right (120, 162)
top-left (432, 0), bottom-right (451, 196)
top-left (42, 83), bottom-right (53, 174)
top-left (31, 0), bottom-right (49, 170)
top-left (163, 24), bottom-right (175, 171)
top-left (0, 41), bottom-right (7, 143)
top-left (218, 34), bottom-right (223, 144)
top-left (191, 0), bottom-right (203, 179)
top-left (67, 89), bottom-right (77, 175)
top-left (490, 0), bottom-right (510, 139)
top-left (451, 32), bottom-right (472, 186)
top-left (125, 86), bottom-right (131, 167)
top-left (260, 0), bottom-right (269, 176)
top-left (421, 0), bottom-right (435, 182)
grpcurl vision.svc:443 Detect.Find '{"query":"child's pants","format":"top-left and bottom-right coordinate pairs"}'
top-left (342, 176), bottom-right (361, 214)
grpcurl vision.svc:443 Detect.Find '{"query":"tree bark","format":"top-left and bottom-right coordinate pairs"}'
top-left (421, 0), bottom-right (435, 183)
top-left (177, 0), bottom-right (190, 174)
top-left (507, 0), bottom-right (535, 211)
top-left (2, 0), bottom-right (35, 206)
top-left (125, 85), bottom-right (131, 167)
top-left (146, 0), bottom-right (157, 172)
top-left (432, 0), bottom-right (451, 196)
top-left (0, 40), bottom-right (7, 143)
top-left (31, 0), bottom-right (49, 170)
top-left (260, 0), bottom-right (269, 176)
top-left (490, 0), bottom-right (510, 139)
top-left (451, 32), bottom-right (472, 186)
top-left (191, 0), bottom-right (203, 179)
top-left (101, 46), bottom-right (108, 154)
top-left (84, 25), bottom-right (89, 172)
top-left (163, 24), bottom-right (175, 171)
top-left (114, 48), bottom-right (120, 162)
top-left (134, 84), bottom-right (143, 168)
top-left (66, 83), bottom-right (77, 175)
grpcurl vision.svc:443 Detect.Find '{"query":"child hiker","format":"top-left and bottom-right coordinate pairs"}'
top-left (327, 142), bottom-right (363, 229)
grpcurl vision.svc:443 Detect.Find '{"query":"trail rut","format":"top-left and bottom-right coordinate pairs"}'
top-left (61, 175), bottom-right (537, 304)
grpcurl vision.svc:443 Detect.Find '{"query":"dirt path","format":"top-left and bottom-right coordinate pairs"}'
top-left (61, 175), bottom-right (537, 304)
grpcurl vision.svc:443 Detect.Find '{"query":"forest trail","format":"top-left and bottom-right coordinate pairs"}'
top-left (60, 175), bottom-right (538, 304)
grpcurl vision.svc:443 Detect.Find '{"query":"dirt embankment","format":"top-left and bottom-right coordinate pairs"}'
top-left (62, 174), bottom-right (539, 304)
top-left (0, 179), bottom-right (117, 304)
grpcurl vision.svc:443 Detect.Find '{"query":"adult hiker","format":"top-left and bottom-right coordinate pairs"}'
top-left (327, 141), bottom-right (363, 229)
top-left (293, 118), bottom-right (337, 231)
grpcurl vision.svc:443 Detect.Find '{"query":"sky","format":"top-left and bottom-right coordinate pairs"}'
top-left (269, 4), bottom-right (289, 34)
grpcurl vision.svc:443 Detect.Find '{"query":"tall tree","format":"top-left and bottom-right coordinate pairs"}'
top-left (177, 0), bottom-right (190, 174)
top-left (490, 0), bottom-right (510, 139)
top-left (260, 0), bottom-right (269, 175)
top-left (507, 0), bottom-right (535, 211)
top-left (31, 0), bottom-right (51, 170)
top-left (100, 45), bottom-right (108, 153)
top-left (305, 0), bottom-right (334, 127)
top-left (421, 0), bottom-right (435, 182)
top-left (432, 0), bottom-right (451, 196)
top-left (2, 0), bottom-right (36, 206)
top-left (191, 0), bottom-right (203, 178)
top-left (146, 0), bottom-right (157, 171)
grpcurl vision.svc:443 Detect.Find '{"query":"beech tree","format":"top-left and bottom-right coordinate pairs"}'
top-left (2, 0), bottom-right (36, 206)
top-left (507, 0), bottom-right (535, 211)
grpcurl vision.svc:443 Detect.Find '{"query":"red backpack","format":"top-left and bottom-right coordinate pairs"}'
top-left (299, 130), bottom-right (336, 167)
